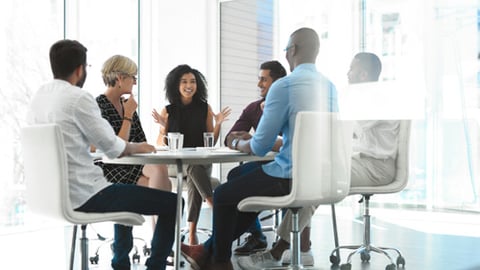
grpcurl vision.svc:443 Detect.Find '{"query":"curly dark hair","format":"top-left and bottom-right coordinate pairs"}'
top-left (164, 64), bottom-right (208, 104)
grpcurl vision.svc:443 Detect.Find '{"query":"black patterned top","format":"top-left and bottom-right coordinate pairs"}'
top-left (94, 94), bottom-right (145, 184)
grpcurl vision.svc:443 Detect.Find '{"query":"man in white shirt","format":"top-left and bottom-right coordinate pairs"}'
top-left (238, 52), bottom-right (400, 269)
top-left (348, 53), bottom-right (399, 185)
top-left (27, 39), bottom-right (179, 270)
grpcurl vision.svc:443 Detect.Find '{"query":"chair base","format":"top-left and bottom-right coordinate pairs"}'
top-left (89, 237), bottom-right (151, 265)
top-left (330, 244), bottom-right (405, 270)
top-left (330, 196), bottom-right (406, 270)
top-left (260, 266), bottom-right (319, 270)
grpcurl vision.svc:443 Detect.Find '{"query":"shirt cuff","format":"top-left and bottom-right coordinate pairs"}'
top-left (103, 137), bottom-right (127, 159)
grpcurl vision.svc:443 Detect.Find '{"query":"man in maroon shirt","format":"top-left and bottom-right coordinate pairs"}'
top-left (224, 60), bottom-right (287, 255)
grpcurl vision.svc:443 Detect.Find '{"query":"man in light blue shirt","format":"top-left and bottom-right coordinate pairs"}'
top-left (239, 52), bottom-right (400, 269)
top-left (180, 28), bottom-right (337, 270)
top-left (250, 63), bottom-right (337, 178)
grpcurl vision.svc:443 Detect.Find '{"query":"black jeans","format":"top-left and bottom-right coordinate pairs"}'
top-left (203, 162), bottom-right (290, 262)
top-left (76, 184), bottom-right (181, 270)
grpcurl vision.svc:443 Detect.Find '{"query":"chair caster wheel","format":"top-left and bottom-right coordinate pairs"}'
top-left (132, 253), bottom-right (141, 264)
top-left (143, 245), bottom-right (151, 256)
top-left (330, 254), bottom-right (340, 265)
top-left (89, 254), bottom-right (99, 264)
top-left (386, 263), bottom-right (396, 270)
top-left (340, 263), bottom-right (352, 270)
top-left (167, 260), bottom-right (185, 267)
top-left (396, 256), bottom-right (405, 267)
top-left (360, 251), bottom-right (370, 262)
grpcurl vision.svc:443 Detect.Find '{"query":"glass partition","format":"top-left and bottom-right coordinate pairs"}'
top-left (360, 0), bottom-right (480, 211)
top-left (65, 0), bottom-right (139, 98)
top-left (268, 0), bottom-right (480, 212)
top-left (0, 0), bottom-right (63, 228)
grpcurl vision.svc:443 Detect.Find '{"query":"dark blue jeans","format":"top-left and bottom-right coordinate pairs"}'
top-left (204, 162), bottom-right (290, 262)
top-left (246, 218), bottom-right (265, 239)
top-left (229, 162), bottom-right (266, 240)
top-left (75, 184), bottom-right (181, 270)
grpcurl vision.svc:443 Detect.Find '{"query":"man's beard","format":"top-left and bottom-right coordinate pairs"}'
top-left (76, 68), bottom-right (87, 87)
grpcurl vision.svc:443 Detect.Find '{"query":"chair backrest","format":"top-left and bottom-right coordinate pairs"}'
top-left (349, 120), bottom-right (411, 195)
top-left (21, 123), bottom-right (145, 226)
top-left (290, 112), bottom-right (353, 207)
top-left (21, 123), bottom-right (70, 223)
top-left (392, 120), bottom-right (411, 190)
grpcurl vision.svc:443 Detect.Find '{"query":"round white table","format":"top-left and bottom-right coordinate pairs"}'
top-left (103, 147), bottom-right (275, 268)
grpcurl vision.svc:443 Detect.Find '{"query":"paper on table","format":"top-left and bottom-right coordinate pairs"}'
top-left (210, 147), bottom-right (240, 153)
top-left (155, 145), bottom-right (169, 151)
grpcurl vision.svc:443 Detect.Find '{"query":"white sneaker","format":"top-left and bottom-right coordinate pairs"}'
top-left (281, 249), bottom-right (315, 266)
top-left (237, 251), bottom-right (282, 270)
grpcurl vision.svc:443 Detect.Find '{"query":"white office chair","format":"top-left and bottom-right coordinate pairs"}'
top-left (21, 123), bottom-right (145, 270)
top-left (238, 111), bottom-right (353, 269)
top-left (329, 120), bottom-right (411, 270)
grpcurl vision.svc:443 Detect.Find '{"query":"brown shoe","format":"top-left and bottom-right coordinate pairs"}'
top-left (180, 243), bottom-right (209, 270)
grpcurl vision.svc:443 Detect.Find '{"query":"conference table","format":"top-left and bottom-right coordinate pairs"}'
top-left (103, 147), bottom-right (275, 268)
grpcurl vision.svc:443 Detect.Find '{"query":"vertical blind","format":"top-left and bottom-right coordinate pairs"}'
top-left (219, 0), bottom-right (274, 179)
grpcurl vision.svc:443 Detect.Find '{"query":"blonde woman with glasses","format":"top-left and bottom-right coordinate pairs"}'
top-left (93, 55), bottom-right (172, 268)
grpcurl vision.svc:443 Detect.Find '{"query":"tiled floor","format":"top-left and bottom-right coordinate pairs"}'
top-left (2, 203), bottom-right (480, 270)
top-left (100, 204), bottom-right (480, 270)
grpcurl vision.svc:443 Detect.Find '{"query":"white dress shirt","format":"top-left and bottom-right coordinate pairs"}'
top-left (27, 79), bottom-right (126, 209)
top-left (352, 120), bottom-right (400, 160)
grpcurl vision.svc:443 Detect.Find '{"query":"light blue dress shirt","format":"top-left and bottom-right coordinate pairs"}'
top-left (250, 63), bottom-right (338, 179)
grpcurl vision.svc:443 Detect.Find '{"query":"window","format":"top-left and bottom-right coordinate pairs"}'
top-left (0, 0), bottom-right (218, 231)
top-left (65, 0), bottom-right (139, 98)
top-left (0, 0), bottom-right (63, 227)
top-left (221, 0), bottom-right (480, 212)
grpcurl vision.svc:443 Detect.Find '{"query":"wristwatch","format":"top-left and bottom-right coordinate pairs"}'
top-left (231, 138), bottom-right (240, 150)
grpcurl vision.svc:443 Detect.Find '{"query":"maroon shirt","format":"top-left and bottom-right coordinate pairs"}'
top-left (224, 98), bottom-right (264, 146)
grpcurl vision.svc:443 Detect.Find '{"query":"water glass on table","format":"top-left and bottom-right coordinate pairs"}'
top-left (165, 132), bottom-right (183, 151)
top-left (203, 132), bottom-right (214, 149)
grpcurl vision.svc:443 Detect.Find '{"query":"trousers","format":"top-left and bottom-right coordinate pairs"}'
top-left (75, 183), bottom-right (181, 270)
top-left (186, 164), bottom-right (213, 222)
top-left (203, 162), bottom-right (290, 262)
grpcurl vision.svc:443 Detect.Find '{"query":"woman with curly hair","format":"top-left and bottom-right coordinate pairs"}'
top-left (152, 64), bottom-right (231, 244)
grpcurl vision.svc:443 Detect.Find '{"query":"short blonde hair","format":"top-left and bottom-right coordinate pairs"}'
top-left (101, 55), bottom-right (137, 86)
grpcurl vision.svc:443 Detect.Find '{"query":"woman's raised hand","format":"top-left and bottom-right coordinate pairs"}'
top-left (122, 95), bottom-right (138, 117)
top-left (214, 106), bottom-right (232, 125)
top-left (152, 108), bottom-right (168, 127)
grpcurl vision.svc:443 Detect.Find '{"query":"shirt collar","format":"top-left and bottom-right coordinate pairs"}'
top-left (292, 63), bottom-right (317, 72)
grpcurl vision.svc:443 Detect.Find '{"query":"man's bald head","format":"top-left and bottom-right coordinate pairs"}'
top-left (285, 27), bottom-right (320, 71)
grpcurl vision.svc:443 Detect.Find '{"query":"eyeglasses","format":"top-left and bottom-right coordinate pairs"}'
top-left (283, 44), bottom-right (295, 52)
top-left (121, 73), bottom-right (137, 81)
